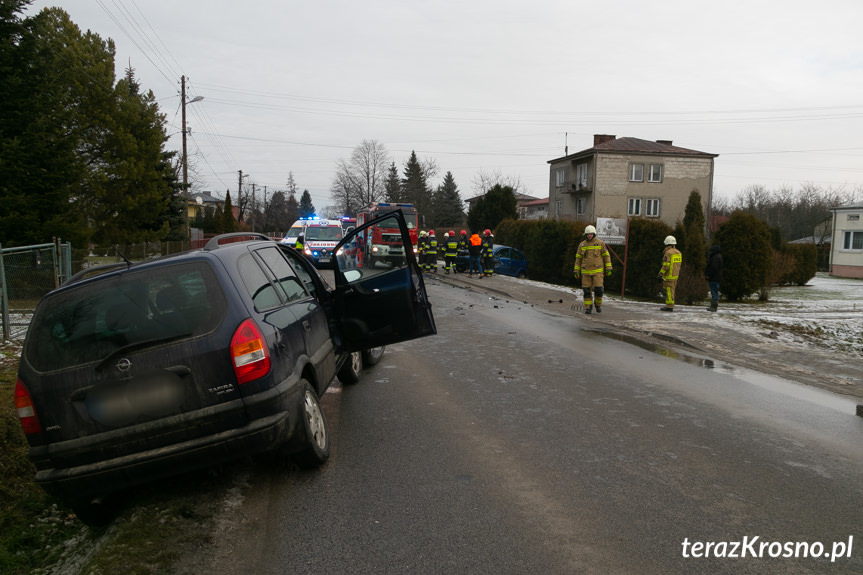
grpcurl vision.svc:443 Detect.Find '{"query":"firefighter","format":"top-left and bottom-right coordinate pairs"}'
top-left (574, 225), bottom-right (612, 314)
top-left (417, 231), bottom-right (428, 272)
top-left (659, 235), bottom-right (683, 312)
top-left (427, 230), bottom-right (438, 273)
top-left (481, 229), bottom-right (495, 278)
top-left (443, 230), bottom-right (459, 274)
top-left (458, 229), bottom-right (469, 253)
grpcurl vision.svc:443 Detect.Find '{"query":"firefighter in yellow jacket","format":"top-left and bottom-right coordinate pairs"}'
top-left (574, 225), bottom-right (612, 314)
top-left (659, 235), bottom-right (682, 312)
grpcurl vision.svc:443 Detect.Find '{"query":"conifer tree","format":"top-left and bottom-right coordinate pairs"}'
top-left (401, 151), bottom-right (432, 220)
top-left (222, 191), bottom-right (235, 232)
top-left (299, 189), bottom-right (316, 218)
top-left (433, 172), bottom-right (464, 228)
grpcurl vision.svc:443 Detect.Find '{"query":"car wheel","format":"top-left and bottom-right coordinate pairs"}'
top-left (362, 346), bottom-right (386, 366)
top-left (516, 270), bottom-right (527, 279)
top-left (292, 380), bottom-right (330, 469)
top-left (338, 351), bottom-right (362, 385)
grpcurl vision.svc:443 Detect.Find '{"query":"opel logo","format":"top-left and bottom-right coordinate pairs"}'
top-left (116, 358), bottom-right (132, 372)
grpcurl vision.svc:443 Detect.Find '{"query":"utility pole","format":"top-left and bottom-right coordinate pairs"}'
top-left (238, 170), bottom-right (249, 222)
top-left (181, 76), bottom-right (189, 237)
top-left (181, 76), bottom-right (203, 240)
top-left (251, 183), bottom-right (257, 232)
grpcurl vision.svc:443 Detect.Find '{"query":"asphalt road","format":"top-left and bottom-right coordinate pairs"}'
top-left (185, 280), bottom-right (863, 575)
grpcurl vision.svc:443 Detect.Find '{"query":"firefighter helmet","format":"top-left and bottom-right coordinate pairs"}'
top-left (664, 235), bottom-right (677, 246)
top-left (419, 231), bottom-right (427, 237)
top-left (449, 230), bottom-right (455, 236)
top-left (483, 229), bottom-right (491, 235)
top-left (460, 230), bottom-right (466, 235)
top-left (585, 225), bottom-right (597, 235)
top-left (429, 230), bottom-right (435, 236)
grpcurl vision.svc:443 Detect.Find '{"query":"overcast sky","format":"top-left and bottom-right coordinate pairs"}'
top-left (28, 0), bottom-right (863, 212)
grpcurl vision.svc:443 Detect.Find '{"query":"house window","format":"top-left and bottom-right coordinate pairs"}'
top-left (575, 164), bottom-right (588, 189)
top-left (648, 164), bottom-right (663, 182)
top-left (629, 163), bottom-right (644, 182)
top-left (628, 197), bottom-right (642, 216)
top-left (646, 198), bottom-right (661, 217)
top-left (555, 168), bottom-right (565, 187)
top-left (555, 200), bottom-right (562, 216)
top-left (843, 231), bottom-right (863, 250)
top-left (576, 197), bottom-right (586, 216)
top-left (848, 214), bottom-right (860, 222)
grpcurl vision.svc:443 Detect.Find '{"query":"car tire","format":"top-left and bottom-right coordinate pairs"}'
top-left (292, 380), bottom-right (330, 469)
top-left (516, 270), bottom-right (527, 279)
top-left (362, 346), bottom-right (386, 366)
top-left (338, 351), bottom-right (362, 385)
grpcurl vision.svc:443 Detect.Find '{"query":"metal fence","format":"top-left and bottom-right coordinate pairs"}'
top-left (0, 240), bottom-right (71, 340)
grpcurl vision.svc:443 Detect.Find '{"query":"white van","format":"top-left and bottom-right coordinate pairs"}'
top-left (298, 218), bottom-right (343, 267)
top-left (280, 220), bottom-right (307, 248)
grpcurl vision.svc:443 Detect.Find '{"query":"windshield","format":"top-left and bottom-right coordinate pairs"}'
top-left (305, 226), bottom-right (342, 241)
top-left (287, 225), bottom-right (304, 239)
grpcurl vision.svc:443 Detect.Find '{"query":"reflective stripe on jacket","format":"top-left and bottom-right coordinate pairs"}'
top-left (445, 238), bottom-right (459, 257)
top-left (660, 246), bottom-right (682, 280)
top-left (574, 237), bottom-right (612, 275)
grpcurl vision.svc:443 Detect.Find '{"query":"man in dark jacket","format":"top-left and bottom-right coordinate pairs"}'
top-left (705, 244), bottom-right (723, 312)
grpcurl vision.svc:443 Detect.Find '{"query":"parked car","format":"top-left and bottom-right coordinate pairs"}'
top-left (455, 245), bottom-right (528, 278)
top-left (14, 212), bottom-right (435, 524)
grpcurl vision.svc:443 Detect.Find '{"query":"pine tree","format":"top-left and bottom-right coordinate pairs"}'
top-left (299, 189), bottom-right (315, 218)
top-left (433, 172), bottom-right (464, 228)
top-left (401, 151), bottom-right (432, 221)
top-left (384, 162), bottom-right (402, 202)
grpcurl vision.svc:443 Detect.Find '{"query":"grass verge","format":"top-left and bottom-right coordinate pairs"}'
top-left (1, 340), bottom-right (227, 574)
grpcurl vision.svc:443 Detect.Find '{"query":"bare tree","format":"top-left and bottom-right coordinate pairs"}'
top-left (471, 169), bottom-right (527, 196)
top-left (330, 140), bottom-right (390, 214)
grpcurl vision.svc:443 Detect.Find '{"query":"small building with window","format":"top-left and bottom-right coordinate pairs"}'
top-left (547, 135), bottom-right (718, 231)
top-left (829, 201), bottom-right (863, 278)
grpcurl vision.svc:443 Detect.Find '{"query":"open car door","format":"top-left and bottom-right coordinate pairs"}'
top-left (332, 210), bottom-right (436, 351)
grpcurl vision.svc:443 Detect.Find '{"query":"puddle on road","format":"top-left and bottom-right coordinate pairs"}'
top-left (584, 328), bottom-right (859, 415)
top-left (584, 328), bottom-right (721, 370)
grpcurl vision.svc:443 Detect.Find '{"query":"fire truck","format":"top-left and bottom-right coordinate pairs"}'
top-left (356, 202), bottom-right (419, 268)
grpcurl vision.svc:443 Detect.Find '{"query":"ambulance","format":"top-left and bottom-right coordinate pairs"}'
top-left (297, 218), bottom-right (343, 268)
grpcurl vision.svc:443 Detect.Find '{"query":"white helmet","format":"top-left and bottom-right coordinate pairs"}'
top-left (664, 235), bottom-right (677, 246)
top-left (585, 225), bottom-right (597, 235)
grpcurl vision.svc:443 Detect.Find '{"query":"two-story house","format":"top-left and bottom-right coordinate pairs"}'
top-left (547, 135), bottom-right (718, 231)
top-left (829, 201), bottom-right (863, 278)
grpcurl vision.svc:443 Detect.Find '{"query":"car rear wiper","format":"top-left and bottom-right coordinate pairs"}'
top-left (95, 333), bottom-right (193, 372)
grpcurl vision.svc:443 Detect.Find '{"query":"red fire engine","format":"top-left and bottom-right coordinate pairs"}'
top-left (355, 202), bottom-right (419, 268)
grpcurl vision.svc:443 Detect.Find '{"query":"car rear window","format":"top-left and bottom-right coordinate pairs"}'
top-left (25, 262), bottom-right (227, 372)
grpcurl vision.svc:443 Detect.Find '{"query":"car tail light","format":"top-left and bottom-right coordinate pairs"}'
top-left (231, 319), bottom-right (271, 385)
top-left (14, 378), bottom-right (42, 434)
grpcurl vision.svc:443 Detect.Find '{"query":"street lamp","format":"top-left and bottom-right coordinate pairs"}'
top-left (181, 75), bottom-right (204, 239)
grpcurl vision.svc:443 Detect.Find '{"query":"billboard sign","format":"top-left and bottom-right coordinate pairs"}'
top-left (596, 217), bottom-right (627, 244)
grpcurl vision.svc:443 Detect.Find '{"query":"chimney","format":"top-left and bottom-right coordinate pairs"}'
top-left (594, 134), bottom-right (616, 146)
top-left (656, 140), bottom-right (673, 146)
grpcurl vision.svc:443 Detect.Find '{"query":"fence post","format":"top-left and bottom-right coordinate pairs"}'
top-left (0, 243), bottom-right (8, 340)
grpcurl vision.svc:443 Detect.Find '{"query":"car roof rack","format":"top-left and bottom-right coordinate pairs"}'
top-left (65, 261), bottom-right (137, 285)
top-left (204, 232), bottom-right (273, 250)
